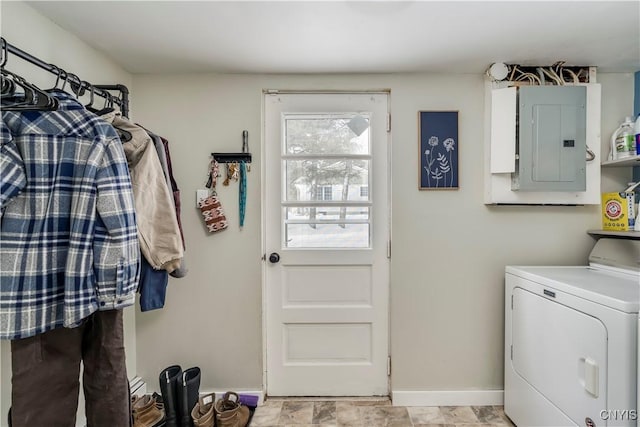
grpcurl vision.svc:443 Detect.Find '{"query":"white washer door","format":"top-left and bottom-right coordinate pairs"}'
top-left (512, 287), bottom-right (607, 425)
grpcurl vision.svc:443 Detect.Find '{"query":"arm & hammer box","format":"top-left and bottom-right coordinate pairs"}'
top-left (601, 192), bottom-right (635, 231)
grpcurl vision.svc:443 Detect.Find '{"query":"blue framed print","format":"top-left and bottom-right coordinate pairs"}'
top-left (419, 111), bottom-right (459, 190)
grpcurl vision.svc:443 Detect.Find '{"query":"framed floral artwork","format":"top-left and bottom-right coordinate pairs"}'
top-left (419, 111), bottom-right (459, 190)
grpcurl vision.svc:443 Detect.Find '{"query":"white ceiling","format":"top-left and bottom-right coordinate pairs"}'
top-left (26, 1), bottom-right (640, 75)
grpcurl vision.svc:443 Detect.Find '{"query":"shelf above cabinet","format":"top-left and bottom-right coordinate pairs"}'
top-left (601, 155), bottom-right (640, 167)
top-left (588, 230), bottom-right (640, 240)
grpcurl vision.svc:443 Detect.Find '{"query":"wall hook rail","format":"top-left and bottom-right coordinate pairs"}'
top-left (212, 130), bottom-right (252, 164)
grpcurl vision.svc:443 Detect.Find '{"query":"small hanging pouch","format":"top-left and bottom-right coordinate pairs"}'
top-left (199, 160), bottom-right (228, 233)
top-left (199, 193), bottom-right (228, 232)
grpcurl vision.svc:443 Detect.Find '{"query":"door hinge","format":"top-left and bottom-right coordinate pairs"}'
top-left (386, 113), bottom-right (391, 132)
top-left (387, 356), bottom-right (392, 376)
top-left (510, 345), bottom-right (513, 360)
top-left (387, 240), bottom-right (391, 259)
top-left (511, 294), bottom-right (513, 310)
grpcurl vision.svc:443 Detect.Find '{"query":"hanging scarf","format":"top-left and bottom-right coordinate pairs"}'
top-left (239, 161), bottom-right (247, 228)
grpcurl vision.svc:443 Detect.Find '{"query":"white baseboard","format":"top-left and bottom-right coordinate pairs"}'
top-left (391, 390), bottom-right (504, 407)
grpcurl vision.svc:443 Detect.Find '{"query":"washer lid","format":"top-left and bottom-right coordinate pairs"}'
top-left (506, 265), bottom-right (639, 313)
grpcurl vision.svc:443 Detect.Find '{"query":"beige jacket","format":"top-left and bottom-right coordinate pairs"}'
top-left (102, 112), bottom-right (183, 272)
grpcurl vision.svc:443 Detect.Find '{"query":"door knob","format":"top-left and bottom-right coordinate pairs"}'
top-left (269, 253), bottom-right (280, 263)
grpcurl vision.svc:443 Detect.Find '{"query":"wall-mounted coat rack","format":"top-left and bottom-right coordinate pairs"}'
top-left (211, 153), bottom-right (252, 163)
top-left (212, 130), bottom-right (252, 163)
top-left (1, 37), bottom-right (130, 117)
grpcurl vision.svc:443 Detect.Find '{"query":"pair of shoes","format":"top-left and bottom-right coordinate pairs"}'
top-left (159, 365), bottom-right (201, 427)
top-left (190, 392), bottom-right (250, 427)
top-left (132, 394), bottom-right (165, 427)
top-left (214, 392), bottom-right (250, 427)
top-left (190, 393), bottom-right (215, 427)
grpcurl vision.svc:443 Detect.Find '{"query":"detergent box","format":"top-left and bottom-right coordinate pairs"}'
top-left (601, 192), bottom-right (635, 231)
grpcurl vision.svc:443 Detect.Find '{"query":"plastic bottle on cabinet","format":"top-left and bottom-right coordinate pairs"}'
top-left (610, 116), bottom-right (636, 160)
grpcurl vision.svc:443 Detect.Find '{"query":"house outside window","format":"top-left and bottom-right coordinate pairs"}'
top-left (316, 185), bottom-right (333, 201)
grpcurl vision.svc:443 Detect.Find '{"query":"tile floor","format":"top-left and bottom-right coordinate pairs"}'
top-left (249, 398), bottom-right (516, 427)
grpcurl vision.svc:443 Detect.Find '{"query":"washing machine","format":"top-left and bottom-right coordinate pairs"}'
top-left (505, 238), bottom-right (639, 427)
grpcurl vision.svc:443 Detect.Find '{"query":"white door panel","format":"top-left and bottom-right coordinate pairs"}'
top-left (264, 92), bottom-right (389, 396)
top-left (283, 266), bottom-right (372, 306)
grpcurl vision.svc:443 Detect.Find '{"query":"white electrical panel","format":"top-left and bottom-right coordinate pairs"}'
top-left (513, 86), bottom-right (587, 192)
top-left (484, 82), bottom-right (601, 205)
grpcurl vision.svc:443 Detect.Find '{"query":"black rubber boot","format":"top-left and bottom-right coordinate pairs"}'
top-left (159, 365), bottom-right (183, 427)
top-left (178, 367), bottom-right (201, 427)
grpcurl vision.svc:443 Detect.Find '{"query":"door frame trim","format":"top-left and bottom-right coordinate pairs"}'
top-left (260, 90), bottom-right (392, 396)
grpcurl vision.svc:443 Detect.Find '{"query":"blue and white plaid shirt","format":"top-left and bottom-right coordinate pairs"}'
top-left (1, 90), bottom-right (140, 340)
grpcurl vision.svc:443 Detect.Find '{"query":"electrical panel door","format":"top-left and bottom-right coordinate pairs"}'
top-left (512, 86), bottom-right (587, 192)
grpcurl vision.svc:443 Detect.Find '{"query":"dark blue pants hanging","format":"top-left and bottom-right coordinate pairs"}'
top-left (138, 251), bottom-right (168, 311)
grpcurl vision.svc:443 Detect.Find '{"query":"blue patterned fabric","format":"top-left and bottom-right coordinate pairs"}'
top-left (1, 90), bottom-right (140, 340)
top-left (0, 121), bottom-right (26, 213)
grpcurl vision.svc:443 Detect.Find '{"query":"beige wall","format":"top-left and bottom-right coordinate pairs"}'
top-left (131, 72), bottom-right (635, 394)
top-left (1, 0), bottom-right (636, 410)
top-left (0, 3), bottom-right (134, 424)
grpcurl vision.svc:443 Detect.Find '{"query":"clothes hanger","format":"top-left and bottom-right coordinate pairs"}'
top-left (95, 94), bottom-right (134, 142)
top-left (66, 73), bottom-right (83, 98)
top-left (47, 64), bottom-right (67, 92)
top-left (0, 38), bottom-right (7, 69)
top-left (8, 70), bottom-right (56, 110)
top-left (1, 68), bottom-right (58, 111)
top-left (0, 70), bottom-right (30, 105)
top-left (0, 43), bottom-right (13, 96)
top-left (84, 84), bottom-right (95, 109)
top-left (86, 87), bottom-right (116, 117)
top-left (1, 74), bottom-right (16, 96)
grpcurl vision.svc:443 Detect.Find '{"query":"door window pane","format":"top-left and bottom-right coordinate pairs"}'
top-left (285, 116), bottom-right (370, 155)
top-left (285, 223), bottom-right (370, 248)
top-left (285, 160), bottom-right (370, 202)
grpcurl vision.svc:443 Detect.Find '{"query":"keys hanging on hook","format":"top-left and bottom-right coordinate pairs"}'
top-left (206, 160), bottom-right (220, 189)
top-left (206, 171), bottom-right (213, 189)
top-left (223, 162), bottom-right (240, 186)
top-left (223, 163), bottom-right (231, 186)
top-left (230, 162), bottom-right (240, 182)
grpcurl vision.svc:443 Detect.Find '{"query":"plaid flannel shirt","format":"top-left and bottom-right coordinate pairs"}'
top-left (1, 90), bottom-right (140, 340)
top-left (0, 122), bottom-right (26, 213)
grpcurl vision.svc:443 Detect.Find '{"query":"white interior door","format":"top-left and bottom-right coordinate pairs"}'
top-left (264, 92), bottom-right (390, 396)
